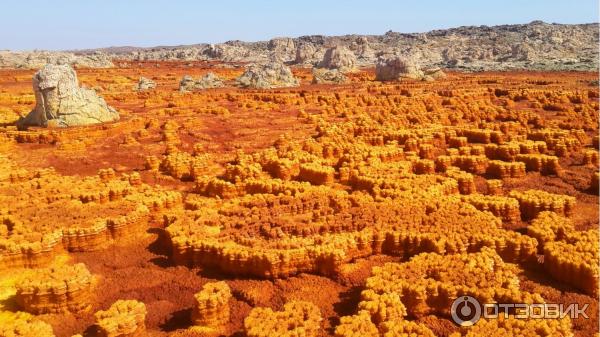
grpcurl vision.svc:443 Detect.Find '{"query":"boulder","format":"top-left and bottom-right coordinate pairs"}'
top-left (17, 64), bottom-right (119, 128)
top-left (236, 63), bottom-right (299, 89)
top-left (134, 77), bottom-right (156, 91)
top-left (295, 43), bottom-right (321, 65)
top-left (179, 73), bottom-right (225, 92)
top-left (375, 55), bottom-right (424, 81)
top-left (423, 67), bottom-right (446, 80)
top-left (318, 46), bottom-right (357, 72)
top-left (311, 68), bottom-right (347, 84)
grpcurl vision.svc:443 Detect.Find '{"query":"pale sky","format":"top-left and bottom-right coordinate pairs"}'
top-left (0, 0), bottom-right (597, 51)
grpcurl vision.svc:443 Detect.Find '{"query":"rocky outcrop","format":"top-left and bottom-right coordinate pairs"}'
top-left (179, 73), bottom-right (225, 91)
top-left (204, 43), bottom-right (262, 63)
top-left (15, 263), bottom-right (94, 314)
top-left (312, 68), bottom-right (348, 84)
top-left (17, 64), bottom-right (119, 128)
top-left (375, 55), bottom-right (424, 81)
top-left (3, 22), bottom-right (597, 71)
top-left (236, 63), bottom-right (299, 89)
top-left (318, 46), bottom-right (357, 72)
top-left (94, 300), bottom-right (147, 337)
top-left (350, 36), bottom-right (375, 63)
top-left (133, 77), bottom-right (156, 91)
top-left (0, 51), bottom-right (113, 69)
top-left (295, 43), bottom-right (322, 65)
top-left (87, 21), bottom-right (597, 71)
top-left (268, 37), bottom-right (295, 62)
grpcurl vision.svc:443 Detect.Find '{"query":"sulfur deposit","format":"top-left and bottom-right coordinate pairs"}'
top-left (94, 300), bottom-right (147, 337)
top-left (0, 60), bottom-right (596, 336)
top-left (191, 281), bottom-right (231, 332)
top-left (15, 263), bottom-right (94, 314)
top-left (244, 301), bottom-right (322, 337)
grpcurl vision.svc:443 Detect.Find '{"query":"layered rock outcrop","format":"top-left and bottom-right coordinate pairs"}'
top-left (17, 64), bottom-right (119, 128)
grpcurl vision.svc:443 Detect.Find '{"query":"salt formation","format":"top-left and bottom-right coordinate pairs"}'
top-left (529, 212), bottom-right (599, 296)
top-left (17, 64), bottom-right (119, 128)
top-left (0, 312), bottom-right (55, 337)
top-left (94, 300), bottom-right (147, 337)
top-left (15, 263), bottom-right (94, 314)
top-left (244, 301), bottom-right (322, 337)
top-left (191, 281), bottom-right (231, 332)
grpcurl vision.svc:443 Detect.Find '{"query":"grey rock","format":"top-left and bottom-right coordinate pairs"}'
top-left (423, 67), bottom-right (446, 79)
top-left (179, 72), bottom-right (225, 92)
top-left (268, 37), bottom-right (296, 62)
top-left (134, 77), bottom-right (156, 91)
top-left (375, 55), bottom-right (424, 81)
top-left (236, 63), bottom-right (299, 89)
top-left (17, 64), bottom-right (119, 128)
top-left (311, 68), bottom-right (348, 84)
top-left (295, 43), bottom-right (323, 65)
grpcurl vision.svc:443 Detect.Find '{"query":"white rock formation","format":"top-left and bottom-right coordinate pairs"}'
top-left (17, 64), bottom-right (119, 128)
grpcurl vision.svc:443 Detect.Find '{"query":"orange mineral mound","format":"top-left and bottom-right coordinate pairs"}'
top-left (0, 62), bottom-right (597, 337)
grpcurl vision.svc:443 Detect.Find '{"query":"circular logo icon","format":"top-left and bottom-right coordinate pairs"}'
top-left (451, 296), bottom-right (481, 326)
